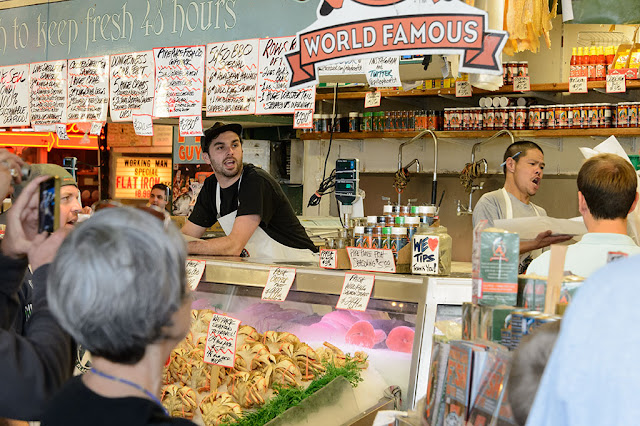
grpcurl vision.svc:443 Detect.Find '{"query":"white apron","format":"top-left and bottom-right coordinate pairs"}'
top-left (502, 188), bottom-right (541, 273)
top-left (216, 175), bottom-right (317, 262)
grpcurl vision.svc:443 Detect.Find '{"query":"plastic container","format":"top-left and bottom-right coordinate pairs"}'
top-left (371, 226), bottom-right (383, 249)
top-left (414, 225), bottom-right (452, 275)
top-left (348, 112), bottom-right (359, 132)
top-left (381, 227), bottom-right (392, 249)
top-left (390, 227), bottom-right (408, 260)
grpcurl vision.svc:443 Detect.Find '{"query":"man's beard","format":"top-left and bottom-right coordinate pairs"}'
top-left (213, 158), bottom-right (242, 178)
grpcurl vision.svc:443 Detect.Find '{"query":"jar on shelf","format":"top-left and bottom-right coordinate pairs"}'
top-left (313, 114), bottom-right (322, 132)
top-left (515, 107), bottom-right (527, 129)
top-left (353, 226), bottom-right (365, 248)
top-left (588, 104), bottom-right (599, 128)
top-left (390, 226), bottom-right (409, 260)
top-left (363, 111), bottom-right (373, 132)
top-left (570, 104), bottom-right (582, 129)
top-left (348, 112), bottom-right (360, 132)
top-left (617, 103), bottom-right (629, 128)
top-left (629, 102), bottom-right (638, 127)
top-left (358, 112), bottom-right (364, 132)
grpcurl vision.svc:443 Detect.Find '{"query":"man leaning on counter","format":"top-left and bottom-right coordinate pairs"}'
top-left (473, 141), bottom-right (571, 273)
top-left (181, 122), bottom-right (318, 261)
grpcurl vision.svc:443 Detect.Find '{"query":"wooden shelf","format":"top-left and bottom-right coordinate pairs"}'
top-left (299, 127), bottom-right (640, 140)
top-left (314, 80), bottom-right (640, 100)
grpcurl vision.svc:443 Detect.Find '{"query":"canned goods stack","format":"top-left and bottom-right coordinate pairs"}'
top-left (502, 309), bottom-right (561, 350)
top-left (502, 61), bottom-right (529, 85)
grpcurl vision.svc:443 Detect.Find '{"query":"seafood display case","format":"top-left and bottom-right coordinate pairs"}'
top-left (191, 257), bottom-right (473, 411)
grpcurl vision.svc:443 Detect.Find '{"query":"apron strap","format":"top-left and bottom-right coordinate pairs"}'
top-left (216, 173), bottom-right (243, 219)
top-left (501, 187), bottom-right (540, 219)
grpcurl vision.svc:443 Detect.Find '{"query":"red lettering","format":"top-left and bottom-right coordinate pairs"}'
top-left (178, 145), bottom-right (187, 161)
top-left (116, 176), bottom-right (122, 188)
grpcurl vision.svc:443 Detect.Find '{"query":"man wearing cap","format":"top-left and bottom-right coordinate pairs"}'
top-left (181, 122), bottom-right (318, 260)
top-left (473, 141), bottom-right (571, 273)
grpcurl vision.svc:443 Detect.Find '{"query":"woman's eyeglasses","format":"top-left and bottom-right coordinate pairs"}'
top-left (91, 200), bottom-right (172, 230)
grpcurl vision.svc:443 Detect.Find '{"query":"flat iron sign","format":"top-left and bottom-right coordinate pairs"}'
top-left (287, 0), bottom-right (508, 88)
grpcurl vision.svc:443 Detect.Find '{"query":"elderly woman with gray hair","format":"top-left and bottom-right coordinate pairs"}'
top-left (40, 207), bottom-right (196, 426)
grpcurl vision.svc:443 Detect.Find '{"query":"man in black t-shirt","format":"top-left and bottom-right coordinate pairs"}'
top-left (181, 122), bottom-right (317, 259)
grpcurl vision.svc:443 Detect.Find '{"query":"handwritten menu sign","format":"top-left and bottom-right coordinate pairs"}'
top-left (206, 39), bottom-right (259, 116)
top-left (262, 267), bottom-right (296, 302)
top-left (364, 56), bottom-right (401, 88)
top-left (336, 273), bottom-right (375, 311)
top-left (29, 60), bottom-right (67, 125)
top-left (318, 59), bottom-right (364, 76)
top-left (179, 115), bottom-right (204, 136)
top-left (153, 46), bottom-right (205, 117)
top-left (204, 313), bottom-right (240, 367)
top-left (67, 56), bottom-right (109, 122)
top-left (256, 36), bottom-right (315, 115)
top-left (455, 80), bottom-right (472, 97)
top-left (346, 247), bottom-right (396, 273)
top-left (186, 258), bottom-right (206, 290)
top-left (319, 249), bottom-right (337, 269)
top-left (412, 235), bottom-right (440, 275)
top-left (606, 74), bottom-right (626, 93)
top-left (569, 76), bottom-right (588, 93)
top-left (294, 109), bottom-right (313, 129)
top-left (133, 114), bottom-right (153, 136)
top-left (0, 64), bottom-right (29, 127)
top-left (110, 51), bottom-right (154, 122)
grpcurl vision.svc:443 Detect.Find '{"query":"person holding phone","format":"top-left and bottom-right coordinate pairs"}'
top-left (0, 175), bottom-right (73, 420)
top-left (472, 141), bottom-right (572, 273)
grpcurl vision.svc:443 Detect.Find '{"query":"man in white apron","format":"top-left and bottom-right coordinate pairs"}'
top-left (181, 122), bottom-right (318, 262)
top-left (473, 141), bottom-right (571, 273)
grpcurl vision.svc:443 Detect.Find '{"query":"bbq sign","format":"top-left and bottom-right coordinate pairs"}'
top-left (286, 0), bottom-right (508, 88)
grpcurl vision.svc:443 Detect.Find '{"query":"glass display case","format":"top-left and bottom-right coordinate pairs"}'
top-left (191, 257), bottom-right (472, 411)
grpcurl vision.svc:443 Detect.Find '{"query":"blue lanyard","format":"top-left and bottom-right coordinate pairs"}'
top-left (91, 367), bottom-right (169, 416)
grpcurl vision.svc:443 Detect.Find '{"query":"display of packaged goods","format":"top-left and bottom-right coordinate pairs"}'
top-left (474, 229), bottom-right (519, 306)
top-left (479, 305), bottom-right (513, 344)
top-left (424, 342), bottom-right (451, 426)
top-left (443, 341), bottom-right (475, 424)
top-left (518, 275), bottom-right (585, 312)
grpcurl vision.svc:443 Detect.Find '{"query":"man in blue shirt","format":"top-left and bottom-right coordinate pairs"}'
top-left (526, 153), bottom-right (640, 277)
top-left (526, 252), bottom-right (640, 425)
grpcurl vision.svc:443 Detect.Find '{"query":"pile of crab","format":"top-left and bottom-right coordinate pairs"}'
top-left (161, 309), bottom-right (369, 426)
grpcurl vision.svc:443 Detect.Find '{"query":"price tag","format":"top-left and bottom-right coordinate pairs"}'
top-left (294, 109), bottom-right (314, 129)
top-left (411, 235), bottom-right (440, 275)
top-left (179, 115), bottom-right (204, 137)
top-left (336, 273), bottom-right (375, 311)
top-left (319, 249), bottom-right (337, 269)
top-left (455, 80), bottom-right (472, 97)
top-left (204, 313), bottom-right (240, 367)
top-left (56, 124), bottom-right (69, 140)
top-left (346, 247), bottom-right (396, 273)
top-left (89, 122), bottom-right (104, 135)
top-left (606, 74), bottom-right (626, 93)
top-left (568, 76), bottom-right (588, 94)
top-left (261, 267), bottom-right (296, 302)
top-left (364, 91), bottom-right (381, 108)
top-left (132, 114), bottom-right (153, 136)
top-left (186, 259), bottom-right (206, 290)
top-left (513, 76), bottom-right (530, 92)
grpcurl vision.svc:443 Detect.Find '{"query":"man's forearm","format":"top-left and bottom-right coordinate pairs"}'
top-left (520, 240), bottom-right (539, 254)
top-left (187, 236), bottom-right (244, 256)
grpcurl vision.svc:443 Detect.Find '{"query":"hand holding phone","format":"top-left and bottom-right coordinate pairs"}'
top-left (38, 176), bottom-right (60, 234)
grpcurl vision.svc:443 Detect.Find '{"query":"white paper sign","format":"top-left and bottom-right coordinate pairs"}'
top-left (179, 115), bottom-right (204, 136)
top-left (153, 46), bottom-right (205, 117)
top-left (206, 39), bottom-right (259, 116)
top-left (455, 80), bottom-right (472, 97)
top-left (412, 235), bottom-right (440, 275)
top-left (34, 124), bottom-right (56, 132)
top-left (364, 91), bottom-right (381, 108)
top-left (606, 74), bottom-right (626, 93)
top-left (319, 249), bottom-right (338, 269)
top-left (0, 64), bottom-right (29, 127)
top-left (568, 76), bottom-right (588, 93)
top-left (346, 247), bottom-right (396, 273)
top-left (110, 51), bottom-right (155, 122)
top-left (256, 36), bottom-right (316, 114)
top-left (262, 267), bottom-right (296, 302)
top-left (132, 114), bottom-right (154, 136)
top-left (89, 122), bottom-right (103, 136)
top-left (318, 59), bottom-right (364, 76)
top-left (364, 57), bottom-right (401, 88)
top-left (186, 259), bottom-right (206, 290)
top-left (29, 60), bottom-right (67, 125)
top-left (56, 123), bottom-right (69, 140)
top-left (204, 313), bottom-right (240, 367)
top-left (294, 109), bottom-right (314, 129)
top-left (513, 76), bottom-right (530, 92)
top-left (336, 273), bottom-right (375, 311)
top-left (67, 56), bottom-right (109, 122)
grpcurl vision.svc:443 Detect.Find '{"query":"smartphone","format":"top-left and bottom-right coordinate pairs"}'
top-left (38, 176), bottom-right (61, 234)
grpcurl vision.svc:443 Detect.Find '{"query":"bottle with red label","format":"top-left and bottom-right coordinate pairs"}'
top-left (596, 46), bottom-right (606, 81)
top-left (606, 46), bottom-right (616, 75)
top-left (570, 47), bottom-right (578, 78)
top-left (588, 46), bottom-right (597, 81)
top-left (577, 47), bottom-right (586, 77)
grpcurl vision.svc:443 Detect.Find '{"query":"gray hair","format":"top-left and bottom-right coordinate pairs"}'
top-left (47, 207), bottom-right (187, 364)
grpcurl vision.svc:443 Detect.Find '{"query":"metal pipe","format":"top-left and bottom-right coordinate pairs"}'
top-left (397, 129), bottom-right (438, 205)
top-left (403, 158), bottom-right (421, 173)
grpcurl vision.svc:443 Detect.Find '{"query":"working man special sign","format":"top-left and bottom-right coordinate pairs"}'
top-left (286, 0), bottom-right (508, 88)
